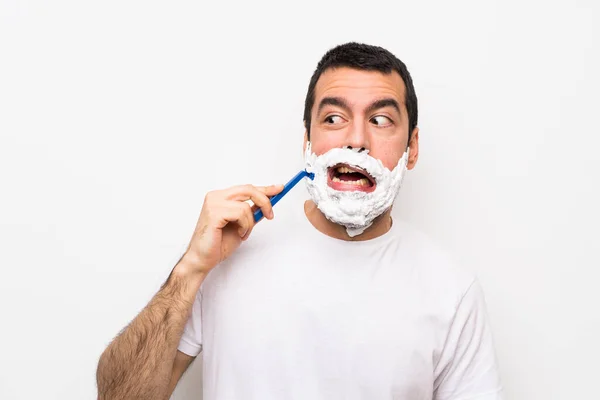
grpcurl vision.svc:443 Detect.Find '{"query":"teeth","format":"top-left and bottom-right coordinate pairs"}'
top-left (331, 177), bottom-right (369, 186)
top-left (336, 166), bottom-right (353, 173)
top-left (332, 165), bottom-right (371, 187)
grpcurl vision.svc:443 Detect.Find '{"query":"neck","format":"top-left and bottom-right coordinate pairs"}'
top-left (303, 200), bottom-right (393, 241)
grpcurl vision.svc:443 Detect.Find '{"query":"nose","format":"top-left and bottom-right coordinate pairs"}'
top-left (343, 145), bottom-right (368, 153)
top-left (345, 121), bottom-right (370, 151)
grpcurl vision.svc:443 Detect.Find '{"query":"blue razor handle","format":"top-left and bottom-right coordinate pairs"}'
top-left (253, 170), bottom-right (315, 222)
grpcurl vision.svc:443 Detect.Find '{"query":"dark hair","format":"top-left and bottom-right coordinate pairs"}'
top-left (303, 42), bottom-right (418, 144)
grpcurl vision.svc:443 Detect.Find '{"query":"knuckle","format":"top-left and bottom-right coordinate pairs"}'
top-left (236, 204), bottom-right (247, 217)
top-left (255, 193), bottom-right (267, 204)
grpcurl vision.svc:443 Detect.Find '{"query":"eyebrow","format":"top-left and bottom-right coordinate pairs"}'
top-left (365, 98), bottom-right (401, 116)
top-left (317, 96), bottom-right (351, 115)
top-left (317, 96), bottom-right (402, 116)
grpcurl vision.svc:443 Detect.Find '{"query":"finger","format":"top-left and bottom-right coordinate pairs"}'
top-left (225, 185), bottom-right (281, 220)
top-left (258, 184), bottom-right (285, 197)
top-left (253, 185), bottom-right (284, 220)
top-left (238, 202), bottom-right (256, 241)
top-left (224, 184), bottom-right (284, 199)
top-left (211, 202), bottom-right (252, 235)
top-left (224, 201), bottom-right (255, 241)
top-left (235, 191), bottom-right (272, 221)
top-left (223, 201), bottom-right (253, 237)
top-left (236, 201), bottom-right (254, 238)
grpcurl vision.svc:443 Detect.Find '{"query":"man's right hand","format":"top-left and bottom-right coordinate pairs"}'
top-left (97, 183), bottom-right (284, 399)
top-left (182, 184), bottom-right (284, 275)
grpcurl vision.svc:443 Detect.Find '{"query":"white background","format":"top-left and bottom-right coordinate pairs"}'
top-left (1, 0), bottom-right (599, 399)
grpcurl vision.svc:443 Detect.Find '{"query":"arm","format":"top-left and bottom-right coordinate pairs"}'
top-left (96, 184), bottom-right (283, 400)
top-left (166, 350), bottom-right (196, 398)
top-left (96, 258), bottom-right (205, 400)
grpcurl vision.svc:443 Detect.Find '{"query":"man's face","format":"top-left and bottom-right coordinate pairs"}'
top-left (305, 67), bottom-right (418, 193)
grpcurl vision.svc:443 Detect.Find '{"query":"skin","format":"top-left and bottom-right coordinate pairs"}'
top-left (96, 184), bottom-right (284, 399)
top-left (304, 67), bottom-right (420, 241)
top-left (96, 66), bottom-right (419, 399)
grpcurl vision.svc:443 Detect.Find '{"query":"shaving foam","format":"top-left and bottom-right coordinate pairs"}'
top-left (304, 142), bottom-right (409, 237)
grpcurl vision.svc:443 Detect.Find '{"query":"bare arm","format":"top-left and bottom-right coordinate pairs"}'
top-left (96, 184), bottom-right (282, 400)
top-left (96, 258), bottom-right (205, 400)
top-left (166, 350), bottom-right (196, 398)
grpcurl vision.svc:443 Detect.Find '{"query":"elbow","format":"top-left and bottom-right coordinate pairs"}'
top-left (96, 349), bottom-right (116, 398)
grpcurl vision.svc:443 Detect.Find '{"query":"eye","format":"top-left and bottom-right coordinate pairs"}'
top-left (324, 115), bottom-right (344, 124)
top-left (371, 115), bottom-right (393, 127)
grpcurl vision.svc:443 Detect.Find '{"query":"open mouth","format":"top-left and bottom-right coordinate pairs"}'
top-left (327, 163), bottom-right (376, 192)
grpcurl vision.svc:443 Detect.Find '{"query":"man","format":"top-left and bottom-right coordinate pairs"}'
top-left (97, 42), bottom-right (503, 400)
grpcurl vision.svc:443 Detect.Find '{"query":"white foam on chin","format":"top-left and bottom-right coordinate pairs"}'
top-left (304, 142), bottom-right (409, 237)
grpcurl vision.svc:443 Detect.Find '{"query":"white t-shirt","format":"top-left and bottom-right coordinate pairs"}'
top-left (178, 196), bottom-right (503, 400)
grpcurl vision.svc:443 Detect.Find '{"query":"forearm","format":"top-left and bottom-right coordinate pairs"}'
top-left (97, 255), bottom-right (205, 400)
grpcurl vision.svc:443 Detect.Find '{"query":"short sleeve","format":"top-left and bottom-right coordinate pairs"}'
top-left (177, 288), bottom-right (203, 357)
top-left (433, 279), bottom-right (503, 399)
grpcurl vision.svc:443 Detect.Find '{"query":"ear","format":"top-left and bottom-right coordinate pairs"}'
top-left (407, 127), bottom-right (419, 170)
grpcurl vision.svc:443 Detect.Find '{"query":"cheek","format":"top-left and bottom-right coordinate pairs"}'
top-left (371, 138), bottom-right (406, 170)
top-left (373, 150), bottom-right (405, 170)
